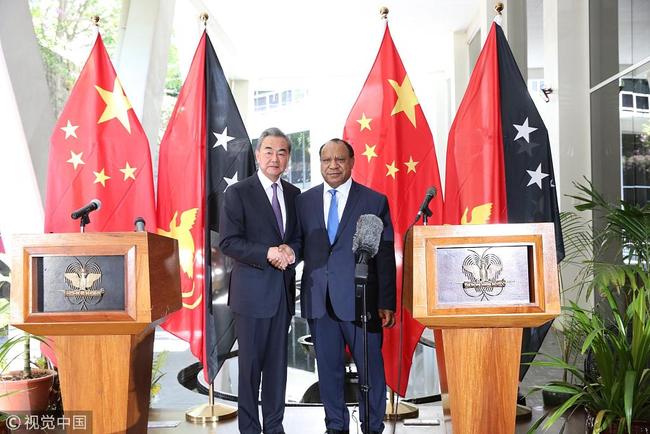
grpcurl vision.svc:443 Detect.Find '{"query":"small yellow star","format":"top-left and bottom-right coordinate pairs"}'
top-left (93, 168), bottom-right (111, 187)
top-left (362, 144), bottom-right (378, 163)
top-left (404, 156), bottom-right (419, 173)
top-left (388, 75), bottom-right (419, 127)
top-left (119, 162), bottom-right (137, 180)
top-left (385, 161), bottom-right (399, 179)
top-left (357, 113), bottom-right (372, 131)
top-left (95, 78), bottom-right (133, 133)
top-left (60, 120), bottom-right (79, 139)
top-left (66, 151), bottom-right (84, 170)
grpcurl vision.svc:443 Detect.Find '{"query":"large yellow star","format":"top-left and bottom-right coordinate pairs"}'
top-left (93, 168), bottom-right (111, 187)
top-left (357, 113), bottom-right (372, 131)
top-left (95, 78), bottom-right (133, 133)
top-left (388, 75), bottom-right (419, 127)
top-left (120, 162), bottom-right (137, 180)
top-left (385, 161), bottom-right (399, 179)
top-left (362, 144), bottom-right (378, 163)
top-left (404, 156), bottom-right (419, 173)
top-left (66, 151), bottom-right (84, 170)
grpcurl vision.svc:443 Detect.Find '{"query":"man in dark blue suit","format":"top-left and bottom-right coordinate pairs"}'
top-left (293, 138), bottom-right (396, 434)
top-left (219, 127), bottom-right (300, 434)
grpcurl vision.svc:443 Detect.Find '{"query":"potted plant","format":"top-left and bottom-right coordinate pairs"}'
top-left (540, 211), bottom-right (594, 407)
top-left (528, 180), bottom-right (650, 433)
top-left (0, 257), bottom-right (55, 414)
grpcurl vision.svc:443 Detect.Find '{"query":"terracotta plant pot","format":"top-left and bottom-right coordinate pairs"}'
top-left (0, 369), bottom-right (56, 413)
top-left (585, 411), bottom-right (650, 434)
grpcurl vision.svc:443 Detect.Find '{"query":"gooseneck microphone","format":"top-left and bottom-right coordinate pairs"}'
top-left (415, 187), bottom-right (437, 222)
top-left (71, 199), bottom-right (102, 220)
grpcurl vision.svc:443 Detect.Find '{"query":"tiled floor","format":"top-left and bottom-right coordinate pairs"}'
top-left (151, 323), bottom-right (582, 433)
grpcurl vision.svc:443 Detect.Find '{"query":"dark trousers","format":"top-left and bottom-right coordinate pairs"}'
top-left (234, 289), bottom-right (290, 434)
top-left (308, 303), bottom-right (386, 433)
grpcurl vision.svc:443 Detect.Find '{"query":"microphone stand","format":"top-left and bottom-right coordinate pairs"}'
top-left (78, 212), bottom-right (91, 233)
top-left (354, 252), bottom-right (371, 433)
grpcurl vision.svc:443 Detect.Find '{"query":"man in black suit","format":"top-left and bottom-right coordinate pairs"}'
top-left (292, 138), bottom-right (396, 434)
top-left (219, 127), bottom-right (300, 434)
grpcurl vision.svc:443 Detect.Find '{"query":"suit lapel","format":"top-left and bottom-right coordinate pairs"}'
top-left (315, 184), bottom-right (326, 231)
top-left (333, 181), bottom-right (361, 244)
top-left (250, 176), bottom-right (283, 239)
top-left (281, 180), bottom-right (295, 242)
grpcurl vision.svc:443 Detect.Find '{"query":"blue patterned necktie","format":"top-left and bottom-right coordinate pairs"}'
top-left (327, 189), bottom-right (338, 244)
top-left (271, 183), bottom-right (284, 238)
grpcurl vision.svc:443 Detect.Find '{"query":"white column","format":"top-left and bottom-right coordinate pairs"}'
top-left (0, 0), bottom-right (55, 203)
top-left (543, 0), bottom-right (591, 210)
top-left (116, 0), bottom-right (175, 155)
top-left (0, 40), bottom-right (45, 247)
top-left (543, 0), bottom-right (592, 307)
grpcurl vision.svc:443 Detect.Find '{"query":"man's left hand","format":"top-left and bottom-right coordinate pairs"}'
top-left (378, 309), bottom-right (395, 328)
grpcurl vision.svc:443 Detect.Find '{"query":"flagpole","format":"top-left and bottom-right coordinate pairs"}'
top-left (490, 3), bottom-right (533, 422)
top-left (375, 5), bottom-right (420, 424)
top-left (185, 10), bottom-right (238, 425)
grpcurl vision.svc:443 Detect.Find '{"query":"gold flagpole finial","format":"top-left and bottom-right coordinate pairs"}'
top-left (200, 12), bottom-right (209, 27)
top-left (380, 6), bottom-right (389, 20)
top-left (495, 2), bottom-right (504, 14)
top-left (91, 15), bottom-right (100, 27)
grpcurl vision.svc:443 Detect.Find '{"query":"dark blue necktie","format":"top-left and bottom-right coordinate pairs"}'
top-left (271, 183), bottom-right (284, 238)
top-left (327, 189), bottom-right (338, 244)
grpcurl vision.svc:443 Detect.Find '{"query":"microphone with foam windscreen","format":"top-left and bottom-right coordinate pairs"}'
top-left (71, 199), bottom-right (102, 220)
top-left (352, 214), bottom-right (384, 280)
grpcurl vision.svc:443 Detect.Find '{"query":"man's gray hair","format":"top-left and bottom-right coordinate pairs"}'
top-left (257, 127), bottom-right (292, 152)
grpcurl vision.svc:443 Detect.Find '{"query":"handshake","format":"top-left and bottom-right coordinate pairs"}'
top-left (266, 244), bottom-right (295, 271)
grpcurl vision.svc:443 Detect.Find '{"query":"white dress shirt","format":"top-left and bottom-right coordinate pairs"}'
top-left (257, 170), bottom-right (286, 231)
top-left (323, 177), bottom-right (352, 229)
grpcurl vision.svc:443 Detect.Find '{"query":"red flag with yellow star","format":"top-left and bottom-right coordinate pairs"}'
top-left (44, 34), bottom-right (156, 234)
top-left (343, 23), bottom-right (444, 396)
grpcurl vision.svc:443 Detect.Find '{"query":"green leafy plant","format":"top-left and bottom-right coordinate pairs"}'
top-left (528, 180), bottom-right (650, 433)
top-left (150, 351), bottom-right (168, 401)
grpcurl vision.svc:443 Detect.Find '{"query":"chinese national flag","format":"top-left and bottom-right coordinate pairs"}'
top-left (44, 35), bottom-right (156, 233)
top-left (444, 21), bottom-right (564, 380)
top-left (343, 24), bottom-right (444, 396)
top-left (156, 32), bottom-right (255, 382)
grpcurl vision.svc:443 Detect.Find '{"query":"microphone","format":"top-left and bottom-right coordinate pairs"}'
top-left (134, 217), bottom-right (146, 232)
top-left (415, 187), bottom-right (437, 221)
top-left (71, 199), bottom-right (102, 220)
top-left (352, 214), bottom-right (383, 268)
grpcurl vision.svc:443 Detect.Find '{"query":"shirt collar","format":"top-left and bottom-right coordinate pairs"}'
top-left (324, 177), bottom-right (352, 196)
top-left (257, 169), bottom-right (282, 191)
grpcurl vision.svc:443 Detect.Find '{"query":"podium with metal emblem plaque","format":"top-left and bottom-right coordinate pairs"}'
top-left (10, 232), bottom-right (181, 433)
top-left (403, 223), bottom-right (560, 434)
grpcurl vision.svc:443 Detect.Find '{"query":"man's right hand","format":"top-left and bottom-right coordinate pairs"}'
top-left (267, 246), bottom-right (289, 270)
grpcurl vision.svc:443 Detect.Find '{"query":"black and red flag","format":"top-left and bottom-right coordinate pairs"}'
top-left (156, 32), bottom-right (255, 382)
top-left (343, 23), bottom-right (444, 396)
top-left (444, 20), bottom-right (564, 379)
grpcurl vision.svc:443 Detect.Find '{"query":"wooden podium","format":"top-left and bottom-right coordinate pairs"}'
top-left (404, 223), bottom-right (560, 434)
top-left (9, 232), bottom-right (181, 434)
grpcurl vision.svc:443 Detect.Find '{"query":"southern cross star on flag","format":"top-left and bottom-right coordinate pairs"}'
top-left (44, 34), bottom-right (156, 234)
top-left (343, 23), bottom-right (444, 396)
